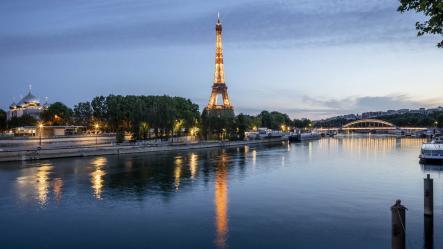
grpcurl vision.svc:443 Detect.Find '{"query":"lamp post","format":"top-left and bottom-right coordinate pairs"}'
top-left (94, 123), bottom-right (99, 146)
top-left (38, 123), bottom-right (43, 147)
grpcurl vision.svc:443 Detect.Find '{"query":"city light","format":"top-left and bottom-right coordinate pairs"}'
top-left (281, 124), bottom-right (286, 132)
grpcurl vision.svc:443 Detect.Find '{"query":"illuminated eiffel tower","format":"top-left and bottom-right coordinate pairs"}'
top-left (204, 13), bottom-right (234, 118)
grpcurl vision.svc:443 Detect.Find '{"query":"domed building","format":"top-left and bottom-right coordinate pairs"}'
top-left (7, 87), bottom-right (48, 121)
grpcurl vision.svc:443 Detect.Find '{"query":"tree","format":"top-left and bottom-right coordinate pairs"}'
top-left (235, 113), bottom-right (259, 140)
top-left (0, 109), bottom-right (6, 131)
top-left (7, 114), bottom-right (37, 128)
top-left (40, 102), bottom-right (73, 125)
top-left (91, 96), bottom-right (108, 126)
top-left (73, 101), bottom-right (93, 127)
top-left (293, 118), bottom-right (312, 129)
top-left (398, 0), bottom-right (443, 47)
top-left (257, 110), bottom-right (292, 130)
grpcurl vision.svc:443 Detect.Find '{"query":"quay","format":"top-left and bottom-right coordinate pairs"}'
top-left (0, 137), bottom-right (287, 162)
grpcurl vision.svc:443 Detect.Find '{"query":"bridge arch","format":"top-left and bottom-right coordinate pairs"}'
top-left (342, 119), bottom-right (395, 128)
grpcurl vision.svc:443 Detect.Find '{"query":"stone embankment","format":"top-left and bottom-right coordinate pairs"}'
top-left (0, 138), bottom-right (287, 162)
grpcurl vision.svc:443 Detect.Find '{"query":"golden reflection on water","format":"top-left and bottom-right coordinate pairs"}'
top-left (189, 153), bottom-right (198, 180)
top-left (174, 156), bottom-right (183, 191)
top-left (90, 157), bottom-right (107, 200)
top-left (252, 149), bottom-right (257, 167)
top-left (318, 136), bottom-right (427, 155)
top-left (35, 164), bottom-right (53, 206)
top-left (214, 153), bottom-right (229, 249)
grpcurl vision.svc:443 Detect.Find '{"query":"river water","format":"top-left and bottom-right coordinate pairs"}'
top-left (0, 135), bottom-right (442, 249)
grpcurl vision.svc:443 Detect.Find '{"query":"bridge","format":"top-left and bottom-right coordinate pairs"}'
top-left (316, 119), bottom-right (428, 132)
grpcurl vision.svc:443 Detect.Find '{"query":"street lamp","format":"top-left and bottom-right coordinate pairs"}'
top-left (94, 123), bottom-right (99, 146)
top-left (38, 123), bottom-right (43, 147)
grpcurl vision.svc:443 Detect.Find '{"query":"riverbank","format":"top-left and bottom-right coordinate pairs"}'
top-left (0, 138), bottom-right (287, 162)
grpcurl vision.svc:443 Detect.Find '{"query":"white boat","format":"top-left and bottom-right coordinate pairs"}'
top-left (420, 136), bottom-right (443, 163)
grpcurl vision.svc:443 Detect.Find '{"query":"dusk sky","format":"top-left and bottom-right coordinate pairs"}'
top-left (1, 0), bottom-right (442, 119)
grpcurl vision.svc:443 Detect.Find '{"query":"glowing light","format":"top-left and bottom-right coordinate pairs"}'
top-left (281, 124), bottom-right (286, 132)
top-left (35, 164), bottom-right (53, 206)
top-left (90, 157), bottom-right (107, 199)
top-left (214, 153), bottom-right (228, 249)
top-left (189, 153), bottom-right (198, 180)
top-left (174, 157), bottom-right (183, 190)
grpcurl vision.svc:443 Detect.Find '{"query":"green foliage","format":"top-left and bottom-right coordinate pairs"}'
top-left (235, 113), bottom-right (260, 140)
top-left (398, 0), bottom-right (443, 47)
top-left (40, 102), bottom-right (73, 125)
top-left (7, 114), bottom-right (37, 128)
top-left (73, 101), bottom-right (93, 127)
top-left (88, 95), bottom-right (200, 140)
top-left (201, 111), bottom-right (236, 140)
top-left (293, 118), bottom-right (312, 128)
top-left (381, 111), bottom-right (443, 127)
top-left (0, 109), bottom-right (6, 131)
top-left (91, 96), bottom-right (108, 125)
top-left (258, 111), bottom-right (292, 130)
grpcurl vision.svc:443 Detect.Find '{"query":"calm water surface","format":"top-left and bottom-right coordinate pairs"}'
top-left (1, 136), bottom-right (442, 249)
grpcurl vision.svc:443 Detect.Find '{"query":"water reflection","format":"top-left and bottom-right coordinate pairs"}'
top-left (189, 153), bottom-right (198, 180)
top-left (174, 156), bottom-right (183, 191)
top-left (424, 215), bottom-right (434, 249)
top-left (3, 136), bottom-right (441, 249)
top-left (90, 157), bottom-right (107, 199)
top-left (35, 164), bottom-right (53, 206)
top-left (53, 178), bottom-right (63, 204)
top-left (214, 152), bottom-right (229, 249)
top-left (319, 136), bottom-right (427, 155)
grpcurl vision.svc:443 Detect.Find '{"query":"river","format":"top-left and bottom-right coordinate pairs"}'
top-left (0, 135), bottom-right (441, 249)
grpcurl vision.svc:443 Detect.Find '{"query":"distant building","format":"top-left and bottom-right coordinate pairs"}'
top-left (7, 87), bottom-right (48, 121)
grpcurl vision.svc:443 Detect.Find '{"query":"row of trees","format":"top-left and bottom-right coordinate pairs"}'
top-left (1, 96), bottom-right (316, 141)
top-left (201, 110), bottom-right (312, 140)
top-left (381, 112), bottom-right (443, 128)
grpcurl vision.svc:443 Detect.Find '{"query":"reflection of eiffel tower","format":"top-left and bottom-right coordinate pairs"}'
top-left (204, 14), bottom-right (234, 118)
top-left (214, 151), bottom-right (229, 249)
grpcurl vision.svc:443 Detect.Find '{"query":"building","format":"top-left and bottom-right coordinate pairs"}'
top-left (14, 126), bottom-right (85, 137)
top-left (7, 87), bottom-right (47, 120)
top-left (203, 14), bottom-right (235, 118)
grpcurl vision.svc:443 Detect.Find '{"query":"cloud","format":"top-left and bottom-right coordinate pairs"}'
top-left (0, 0), bottom-right (425, 56)
top-left (237, 94), bottom-right (443, 120)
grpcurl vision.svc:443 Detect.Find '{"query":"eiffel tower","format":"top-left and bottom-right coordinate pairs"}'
top-left (203, 13), bottom-right (234, 118)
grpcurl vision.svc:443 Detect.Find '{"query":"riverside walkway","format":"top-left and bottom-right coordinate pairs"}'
top-left (0, 137), bottom-right (287, 162)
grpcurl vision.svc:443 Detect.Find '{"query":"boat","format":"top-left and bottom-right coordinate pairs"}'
top-left (420, 136), bottom-right (443, 164)
top-left (289, 132), bottom-right (321, 142)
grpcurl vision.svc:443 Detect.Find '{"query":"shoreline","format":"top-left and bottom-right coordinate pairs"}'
top-left (0, 138), bottom-right (287, 163)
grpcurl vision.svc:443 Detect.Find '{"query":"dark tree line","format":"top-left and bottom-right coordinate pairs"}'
top-left (88, 95), bottom-right (200, 140)
top-left (2, 99), bottom-right (316, 141)
top-left (381, 112), bottom-right (443, 128)
top-left (202, 110), bottom-right (312, 140)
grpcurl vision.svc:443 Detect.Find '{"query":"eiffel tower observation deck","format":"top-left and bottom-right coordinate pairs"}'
top-left (203, 13), bottom-right (235, 118)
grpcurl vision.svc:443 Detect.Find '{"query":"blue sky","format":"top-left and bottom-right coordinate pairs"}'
top-left (1, 0), bottom-right (442, 119)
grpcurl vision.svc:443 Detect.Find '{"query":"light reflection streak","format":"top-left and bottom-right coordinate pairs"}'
top-left (318, 136), bottom-right (426, 156)
top-left (189, 153), bottom-right (198, 180)
top-left (174, 156), bottom-right (183, 191)
top-left (215, 153), bottom-right (229, 249)
top-left (90, 157), bottom-right (107, 200)
top-left (35, 164), bottom-right (53, 206)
